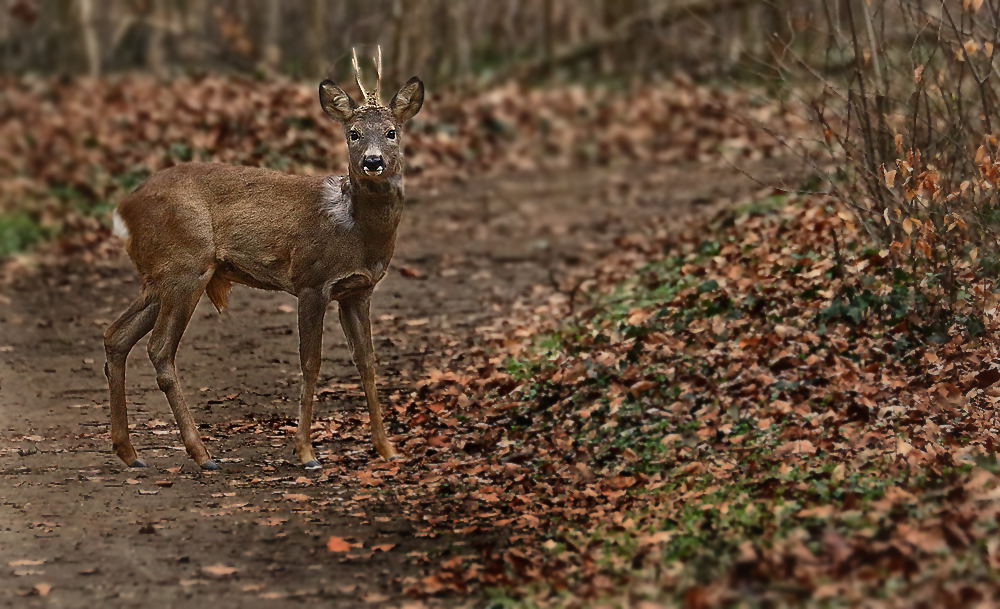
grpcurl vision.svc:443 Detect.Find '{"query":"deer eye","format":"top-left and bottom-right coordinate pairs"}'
top-left (349, 130), bottom-right (360, 142)
top-left (386, 129), bottom-right (396, 140)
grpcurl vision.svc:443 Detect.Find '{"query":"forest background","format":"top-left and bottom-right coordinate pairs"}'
top-left (5, 1), bottom-right (1000, 607)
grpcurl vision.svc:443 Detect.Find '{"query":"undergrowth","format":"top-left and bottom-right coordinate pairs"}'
top-left (479, 193), bottom-right (1000, 605)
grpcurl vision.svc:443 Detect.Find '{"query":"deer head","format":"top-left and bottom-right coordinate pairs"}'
top-left (319, 47), bottom-right (424, 182)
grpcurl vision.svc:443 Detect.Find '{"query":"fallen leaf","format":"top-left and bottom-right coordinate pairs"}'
top-left (798, 504), bottom-right (835, 519)
top-left (327, 536), bottom-right (353, 552)
top-left (974, 368), bottom-right (1000, 389)
top-left (639, 531), bottom-right (675, 546)
top-left (32, 583), bottom-right (51, 596)
top-left (202, 564), bottom-right (238, 577)
top-left (256, 517), bottom-right (287, 526)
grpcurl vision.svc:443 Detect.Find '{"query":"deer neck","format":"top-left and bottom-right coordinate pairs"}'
top-left (321, 173), bottom-right (403, 239)
top-left (350, 174), bottom-right (403, 234)
top-left (348, 173), bottom-right (404, 236)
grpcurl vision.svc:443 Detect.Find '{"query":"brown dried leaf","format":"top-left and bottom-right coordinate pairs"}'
top-left (202, 564), bottom-right (238, 577)
top-left (327, 536), bottom-right (352, 552)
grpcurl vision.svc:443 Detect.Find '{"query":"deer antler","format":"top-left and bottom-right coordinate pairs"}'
top-left (351, 46), bottom-right (383, 106)
top-left (372, 46), bottom-right (382, 103)
top-left (351, 47), bottom-right (369, 103)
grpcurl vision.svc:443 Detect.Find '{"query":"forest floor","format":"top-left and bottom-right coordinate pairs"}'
top-left (0, 160), bottom-right (784, 608)
top-left (6, 74), bottom-right (998, 609)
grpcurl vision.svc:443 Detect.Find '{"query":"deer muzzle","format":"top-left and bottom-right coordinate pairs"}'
top-left (362, 155), bottom-right (385, 176)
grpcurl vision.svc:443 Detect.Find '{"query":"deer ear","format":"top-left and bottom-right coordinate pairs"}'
top-left (319, 80), bottom-right (356, 123)
top-left (390, 77), bottom-right (424, 123)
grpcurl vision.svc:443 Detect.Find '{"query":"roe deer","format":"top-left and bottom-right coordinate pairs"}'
top-left (104, 49), bottom-right (424, 470)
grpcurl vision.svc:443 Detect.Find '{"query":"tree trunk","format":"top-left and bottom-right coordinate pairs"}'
top-left (77, 0), bottom-right (100, 76)
top-left (390, 0), bottom-right (408, 86)
top-left (305, 0), bottom-right (325, 78)
top-left (451, 0), bottom-right (471, 81)
top-left (262, 0), bottom-right (281, 73)
top-left (177, 0), bottom-right (209, 68)
top-left (542, 0), bottom-right (554, 77)
top-left (146, 0), bottom-right (166, 76)
top-left (601, 0), bottom-right (635, 74)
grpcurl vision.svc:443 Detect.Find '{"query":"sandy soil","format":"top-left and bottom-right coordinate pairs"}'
top-left (0, 161), bottom-right (787, 607)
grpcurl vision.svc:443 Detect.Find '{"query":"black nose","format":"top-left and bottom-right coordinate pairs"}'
top-left (362, 156), bottom-right (385, 172)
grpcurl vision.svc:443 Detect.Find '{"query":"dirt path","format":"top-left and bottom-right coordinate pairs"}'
top-left (0, 161), bottom-right (785, 607)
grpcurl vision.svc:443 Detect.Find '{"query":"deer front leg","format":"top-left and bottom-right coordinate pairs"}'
top-left (339, 292), bottom-right (397, 460)
top-left (294, 288), bottom-right (327, 468)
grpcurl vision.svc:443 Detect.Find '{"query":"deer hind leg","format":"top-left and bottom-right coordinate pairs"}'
top-left (339, 292), bottom-right (398, 460)
top-left (104, 289), bottom-right (159, 467)
top-left (146, 270), bottom-right (219, 470)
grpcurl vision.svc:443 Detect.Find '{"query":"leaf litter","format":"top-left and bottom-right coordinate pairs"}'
top-left (0, 72), bottom-right (798, 276)
top-left (152, 179), bottom-right (1000, 605)
top-left (278, 191), bottom-right (1000, 605)
top-left (9, 72), bottom-right (969, 604)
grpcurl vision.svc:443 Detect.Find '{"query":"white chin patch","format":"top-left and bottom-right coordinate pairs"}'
top-left (363, 167), bottom-right (384, 176)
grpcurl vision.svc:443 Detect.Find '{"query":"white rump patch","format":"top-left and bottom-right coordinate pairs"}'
top-left (321, 176), bottom-right (355, 231)
top-left (111, 209), bottom-right (130, 241)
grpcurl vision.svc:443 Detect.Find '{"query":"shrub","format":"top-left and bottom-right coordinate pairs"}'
top-left (782, 0), bottom-right (1000, 323)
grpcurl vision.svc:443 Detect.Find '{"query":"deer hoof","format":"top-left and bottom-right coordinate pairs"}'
top-left (303, 460), bottom-right (321, 470)
top-left (129, 459), bottom-right (147, 468)
top-left (200, 460), bottom-right (221, 471)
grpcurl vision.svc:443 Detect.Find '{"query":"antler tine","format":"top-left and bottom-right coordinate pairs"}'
top-left (351, 47), bottom-right (369, 103)
top-left (372, 45), bottom-right (382, 103)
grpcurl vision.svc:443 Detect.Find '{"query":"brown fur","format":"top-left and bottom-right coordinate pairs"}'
top-left (103, 68), bottom-right (425, 470)
top-left (205, 275), bottom-right (232, 311)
